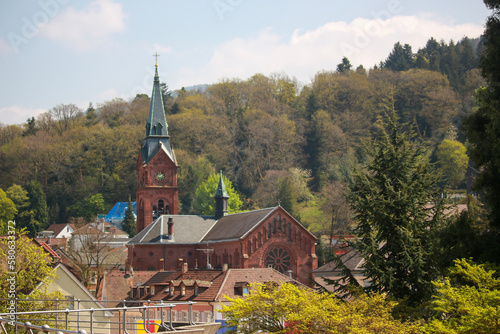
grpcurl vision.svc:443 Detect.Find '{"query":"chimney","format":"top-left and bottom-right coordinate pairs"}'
top-left (167, 218), bottom-right (174, 238)
top-left (182, 262), bottom-right (188, 274)
top-left (222, 263), bottom-right (228, 272)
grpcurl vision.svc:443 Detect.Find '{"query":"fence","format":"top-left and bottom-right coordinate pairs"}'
top-left (0, 299), bottom-right (202, 334)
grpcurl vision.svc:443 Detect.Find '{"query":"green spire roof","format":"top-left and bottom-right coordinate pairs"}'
top-left (140, 63), bottom-right (175, 164)
top-left (145, 64), bottom-right (169, 138)
top-left (214, 171), bottom-right (229, 198)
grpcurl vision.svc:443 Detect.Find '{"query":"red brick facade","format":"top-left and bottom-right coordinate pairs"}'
top-left (128, 207), bottom-right (317, 285)
top-left (136, 147), bottom-right (179, 232)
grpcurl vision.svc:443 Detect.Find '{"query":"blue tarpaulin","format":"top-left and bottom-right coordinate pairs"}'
top-left (105, 202), bottom-right (137, 223)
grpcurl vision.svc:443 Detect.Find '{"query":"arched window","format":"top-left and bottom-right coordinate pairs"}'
top-left (273, 219), bottom-right (276, 234)
top-left (158, 200), bottom-right (165, 215)
top-left (152, 205), bottom-right (158, 219)
top-left (267, 223), bottom-right (271, 238)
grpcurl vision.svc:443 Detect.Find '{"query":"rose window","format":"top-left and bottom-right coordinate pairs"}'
top-left (265, 247), bottom-right (291, 273)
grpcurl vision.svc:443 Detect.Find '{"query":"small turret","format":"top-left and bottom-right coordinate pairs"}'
top-left (214, 171), bottom-right (229, 219)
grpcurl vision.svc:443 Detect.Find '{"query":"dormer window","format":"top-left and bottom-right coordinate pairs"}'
top-left (234, 282), bottom-right (249, 296)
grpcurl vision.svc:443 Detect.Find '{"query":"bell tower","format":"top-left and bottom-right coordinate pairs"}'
top-left (136, 57), bottom-right (178, 233)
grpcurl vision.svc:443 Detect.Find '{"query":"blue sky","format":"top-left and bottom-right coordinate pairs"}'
top-left (0, 0), bottom-right (491, 125)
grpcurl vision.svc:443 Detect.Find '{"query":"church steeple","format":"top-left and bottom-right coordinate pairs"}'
top-left (136, 56), bottom-right (179, 233)
top-left (140, 58), bottom-right (175, 164)
top-left (214, 171), bottom-right (230, 219)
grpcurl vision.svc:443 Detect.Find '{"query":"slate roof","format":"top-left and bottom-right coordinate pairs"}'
top-left (313, 249), bottom-right (364, 275)
top-left (202, 207), bottom-right (275, 242)
top-left (128, 215), bottom-right (217, 244)
top-left (140, 64), bottom-right (176, 164)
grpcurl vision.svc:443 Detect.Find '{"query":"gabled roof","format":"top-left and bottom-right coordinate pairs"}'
top-left (42, 223), bottom-right (75, 237)
top-left (215, 268), bottom-right (308, 301)
top-left (102, 270), bottom-right (157, 306)
top-left (201, 207), bottom-right (275, 242)
top-left (128, 215), bottom-right (217, 245)
top-left (141, 270), bottom-right (227, 302)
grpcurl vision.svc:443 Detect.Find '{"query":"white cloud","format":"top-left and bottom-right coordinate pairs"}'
top-left (0, 37), bottom-right (15, 56)
top-left (38, 0), bottom-right (127, 50)
top-left (175, 15), bottom-right (484, 87)
top-left (0, 105), bottom-right (47, 125)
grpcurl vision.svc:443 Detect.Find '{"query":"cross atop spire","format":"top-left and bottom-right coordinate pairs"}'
top-left (153, 52), bottom-right (160, 67)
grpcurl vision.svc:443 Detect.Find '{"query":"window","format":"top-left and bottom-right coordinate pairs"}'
top-left (152, 205), bottom-right (158, 219)
top-left (181, 285), bottom-right (186, 296)
top-left (158, 200), bottom-right (165, 215)
top-left (265, 247), bottom-right (291, 273)
top-left (170, 286), bottom-right (175, 296)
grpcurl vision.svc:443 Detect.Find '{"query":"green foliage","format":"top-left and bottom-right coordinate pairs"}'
top-left (426, 259), bottom-right (500, 333)
top-left (70, 193), bottom-right (106, 221)
top-left (192, 173), bottom-right (243, 215)
top-left (435, 139), bottom-right (469, 188)
top-left (0, 188), bottom-right (17, 234)
top-left (23, 181), bottom-right (49, 235)
top-left (385, 42), bottom-right (415, 71)
top-left (121, 199), bottom-right (136, 237)
top-left (0, 232), bottom-right (63, 308)
top-left (463, 1), bottom-right (500, 228)
top-left (0, 37), bottom-right (484, 230)
top-left (221, 282), bottom-right (422, 334)
top-left (348, 113), bottom-right (443, 304)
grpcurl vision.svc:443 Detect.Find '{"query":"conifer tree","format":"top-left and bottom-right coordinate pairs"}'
top-left (463, 0), bottom-right (500, 228)
top-left (348, 112), bottom-right (443, 304)
top-left (23, 181), bottom-right (49, 236)
top-left (122, 199), bottom-right (136, 237)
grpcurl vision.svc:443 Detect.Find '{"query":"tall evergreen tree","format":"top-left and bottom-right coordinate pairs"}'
top-left (24, 181), bottom-right (49, 235)
top-left (121, 199), bottom-right (136, 237)
top-left (463, 0), bottom-right (500, 228)
top-left (348, 113), bottom-right (443, 304)
top-left (384, 42), bottom-right (414, 71)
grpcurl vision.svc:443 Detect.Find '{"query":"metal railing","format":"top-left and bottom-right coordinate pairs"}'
top-left (0, 299), bottom-right (202, 334)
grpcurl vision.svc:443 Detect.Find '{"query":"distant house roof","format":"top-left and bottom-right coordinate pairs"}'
top-left (73, 221), bottom-right (128, 237)
top-left (38, 223), bottom-right (75, 238)
top-left (313, 249), bottom-right (365, 276)
top-left (105, 202), bottom-right (137, 223)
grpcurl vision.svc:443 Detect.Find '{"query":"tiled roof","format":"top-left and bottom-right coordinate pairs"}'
top-left (215, 268), bottom-right (305, 301)
top-left (128, 215), bottom-right (217, 244)
top-left (202, 207), bottom-right (275, 242)
top-left (44, 223), bottom-right (73, 236)
top-left (101, 270), bottom-right (157, 306)
top-left (144, 271), bottom-right (176, 285)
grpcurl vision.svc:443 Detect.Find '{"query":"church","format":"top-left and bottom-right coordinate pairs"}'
top-left (127, 62), bottom-right (318, 285)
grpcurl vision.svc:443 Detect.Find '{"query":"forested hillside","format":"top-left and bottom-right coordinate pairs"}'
top-left (0, 36), bottom-right (484, 236)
